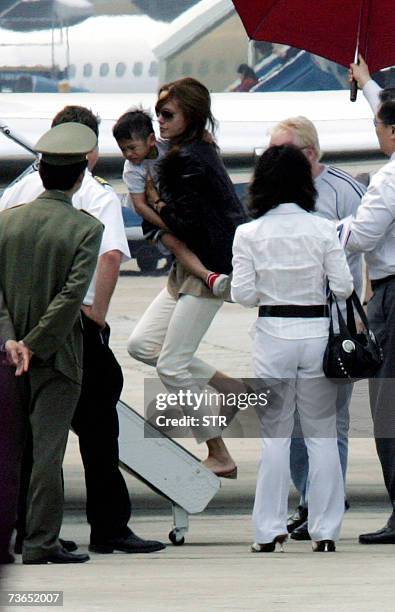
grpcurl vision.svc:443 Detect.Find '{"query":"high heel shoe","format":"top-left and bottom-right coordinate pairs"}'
top-left (251, 534), bottom-right (288, 553)
top-left (312, 539), bottom-right (336, 552)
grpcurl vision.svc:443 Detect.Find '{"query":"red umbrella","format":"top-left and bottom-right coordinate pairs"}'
top-left (232, 0), bottom-right (394, 74)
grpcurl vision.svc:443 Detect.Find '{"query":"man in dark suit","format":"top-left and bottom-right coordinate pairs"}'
top-left (0, 122), bottom-right (103, 564)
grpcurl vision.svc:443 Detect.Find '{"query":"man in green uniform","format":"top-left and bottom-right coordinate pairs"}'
top-left (0, 122), bottom-right (103, 564)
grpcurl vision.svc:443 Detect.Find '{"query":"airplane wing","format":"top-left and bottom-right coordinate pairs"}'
top-left (0, 89), bottom-right (380, 162)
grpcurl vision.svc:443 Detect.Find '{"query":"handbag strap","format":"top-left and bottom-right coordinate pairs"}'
top-left (328, 292), bottom-right (335, 337)
top-left (329, 291), bottom-right (355, 338)
top-left (350, 290), bottom-right (371, 331)
top-left (346, 294), bottom-right (357, 336)
top-left (328, 292), bottom-right (349, 337)
top-left (329, 290), bottom-right (371, 337)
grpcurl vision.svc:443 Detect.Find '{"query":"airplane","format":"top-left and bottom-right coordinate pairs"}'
top-left (0, 14), bottom-right (169, 94)
top-left (0, 0), bottom-right (383, 165)
top-left (0, 88), bottom-right (383, 165)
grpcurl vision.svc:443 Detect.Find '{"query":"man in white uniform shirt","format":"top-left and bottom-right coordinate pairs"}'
top-left (0, 106), bottom-right (165, 555)
top-left (346, 61), bottom-right (395, 545)
top-left (269, 117), bottom-right (365, 540)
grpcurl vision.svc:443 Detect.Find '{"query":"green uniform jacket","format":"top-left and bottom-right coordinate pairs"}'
top-left (0, 190), bottom-right (103, 383)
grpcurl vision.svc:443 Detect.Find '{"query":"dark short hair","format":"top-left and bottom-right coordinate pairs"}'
top-left (378, 89), bottom-right (395, 125)
top-left (249, 145), bottom-right (316, 218)
top-left (155, 77), bottom-right (216, 145)
top-left (113, 109), bottom-right (154, 142)
top-left (237, 63), bottom-right (257, 80)
top-left (51, 105), bottom-right (100, 137)
top-left (39, 159), bottom-right (88, 191)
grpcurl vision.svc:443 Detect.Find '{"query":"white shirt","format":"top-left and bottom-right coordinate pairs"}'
top-left (0, 170), bottom-right (130, 304)
top-left (315, 165), bottom-right (365, 296)
top-left (231, 203), bottom-right (353, 339)
top-left (347, 153), bottom-right (395, 280)
top-left (363, 79), bottom-right (382, 114)
top-left (123, 140), bottom-right (168, 193)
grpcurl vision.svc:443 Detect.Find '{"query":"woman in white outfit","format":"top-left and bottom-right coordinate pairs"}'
top-left (231, 145), bottom-right (353, 552)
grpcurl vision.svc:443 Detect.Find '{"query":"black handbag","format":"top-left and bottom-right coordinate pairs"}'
top-left (323, 290), bottom-right (383, 383)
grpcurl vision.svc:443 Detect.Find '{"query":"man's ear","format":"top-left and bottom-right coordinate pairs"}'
top-left (76, 171), bottom-right (85, 187)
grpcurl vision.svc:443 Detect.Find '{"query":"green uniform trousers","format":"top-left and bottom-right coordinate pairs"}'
top-left (21, 366), bottom-right (80, 562)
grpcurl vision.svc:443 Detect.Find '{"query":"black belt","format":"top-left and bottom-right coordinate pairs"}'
top-left (371, 274), bottom-right (395, 290)
top-left (258, 305), bottom-right (329, 318)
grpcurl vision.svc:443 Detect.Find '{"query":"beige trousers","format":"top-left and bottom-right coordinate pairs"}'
top-left (128, 288), bottom-right (223, 442)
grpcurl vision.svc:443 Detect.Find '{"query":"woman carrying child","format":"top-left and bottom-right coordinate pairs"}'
top-left (125, 77), bottom-right (247, 477)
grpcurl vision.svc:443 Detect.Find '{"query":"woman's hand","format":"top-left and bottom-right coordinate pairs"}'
top-left (145, 175), bottom-right (160, 208)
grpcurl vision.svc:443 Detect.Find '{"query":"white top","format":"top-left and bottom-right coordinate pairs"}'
top-left (123, 140), bottom-right (168, 193)
top-left (347, 153), bottom-right (395, 280)
top-left (315, 165), bottom-right (365, 296)
top-left (0, 170), bottom-right (130, 304)
top-left (231, 203), bottom-right (353, 339)
top-left (363, 79), bottom-right (382, 115)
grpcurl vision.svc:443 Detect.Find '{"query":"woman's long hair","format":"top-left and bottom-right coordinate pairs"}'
top-left (155, 77), bottom-right (217, 147)
top-left (249, 145), bottom-right (317, 219)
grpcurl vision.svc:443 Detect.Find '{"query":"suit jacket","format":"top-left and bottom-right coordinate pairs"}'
top-left (0, 190), bottom-right (103, 383)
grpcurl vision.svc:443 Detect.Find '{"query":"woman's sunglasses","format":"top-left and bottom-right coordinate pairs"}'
top-left (156, 109), bottom-right (175, 121)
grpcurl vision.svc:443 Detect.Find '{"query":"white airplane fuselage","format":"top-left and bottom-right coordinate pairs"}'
top-left (0, 11), bottom-right (381, 163)
top-left (0, 89), bottom-right (380, 163)
top-left (0, 15), bottom-right (168, 94)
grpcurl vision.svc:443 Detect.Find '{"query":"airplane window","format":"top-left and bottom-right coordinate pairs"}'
top-left (198, 60), bottom-right (210, 77)
top-left (182, 61), bottom-right (192, 76)
top-left (133, 62), bottom-right (143, 77)
top-left (83, 63), bottom-right (93, 78)
top-left (68, 64), bottom-right (76, 79)
top-left (116, 62), bottom-right (126, 77)
top-left (100, 63), bottom-right (110, 77)
top-left (149, 62), bottom-right (159, 77)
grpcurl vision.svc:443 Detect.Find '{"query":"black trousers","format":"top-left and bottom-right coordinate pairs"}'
top-left (368, 279), bottom-right (395, 514)
top-left (16, 314), bottom-right (131, 545)
top-left (71, 314), bottom-right (131, 542)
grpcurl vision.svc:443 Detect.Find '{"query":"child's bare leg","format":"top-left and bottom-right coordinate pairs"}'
top-left (160, 233), bottom-right (231, 299)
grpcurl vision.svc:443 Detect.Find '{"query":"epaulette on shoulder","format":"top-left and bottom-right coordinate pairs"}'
top-left (94, 175), bottom-right (113, 190)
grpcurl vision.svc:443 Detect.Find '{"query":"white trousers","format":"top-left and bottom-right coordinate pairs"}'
top-left (128, 288), bottom-right (223, 442)
top-left (252, 326), bottom-right (344, 543)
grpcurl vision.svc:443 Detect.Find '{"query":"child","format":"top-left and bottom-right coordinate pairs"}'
top-left (113, 109), bottom-right (230, 298)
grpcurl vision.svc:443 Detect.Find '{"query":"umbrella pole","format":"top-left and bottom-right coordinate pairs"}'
top-left (350, 58), bottom-right (359, 102)
top-left (350, 0), bottom-right (367, 102)
top-left (350, 35), bottom-right (360, 102)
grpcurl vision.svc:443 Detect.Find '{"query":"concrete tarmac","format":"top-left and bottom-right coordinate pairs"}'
top-left (2, 273), bottom-right (394, 612)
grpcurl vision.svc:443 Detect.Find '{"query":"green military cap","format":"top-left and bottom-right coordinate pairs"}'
top-left (35, 122), bottom-right (97, 165)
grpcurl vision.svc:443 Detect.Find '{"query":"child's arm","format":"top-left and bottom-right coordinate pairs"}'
top-left (129, 192), bottom-right (168, 230)
top-left (145, 178), bottom-right (231, 300)
top-left (144, 177), bottom-right (211, 280)
top-left (160, 232), bottom-right (210, 282)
